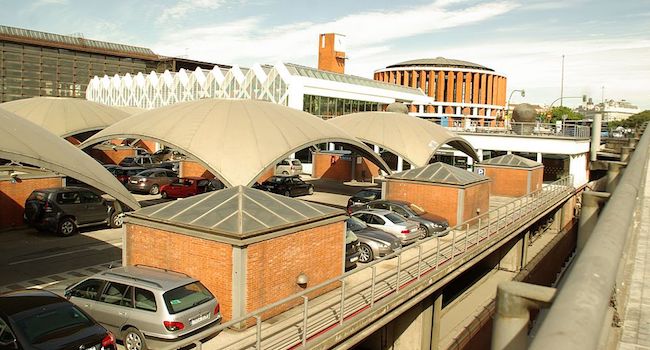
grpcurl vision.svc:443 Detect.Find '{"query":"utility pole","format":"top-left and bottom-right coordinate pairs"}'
top-left (560, 55), bottom-right (564, 107)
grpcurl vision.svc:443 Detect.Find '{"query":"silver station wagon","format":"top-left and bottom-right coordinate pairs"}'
top-left (65, 265), bottom-right (221, 350)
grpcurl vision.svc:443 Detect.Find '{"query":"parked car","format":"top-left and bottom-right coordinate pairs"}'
top-left (346, 188), bottom-right (382, 213)
top-left (259, 175), bottom-right (314, 197)
top-left (111, 166), bottom-right (147, 185)
top-left (0, 289), bottom-right (117, 350)
top-left (346, 216), bottom-right (402, 263)
top-left (65, 266), bottom-right (222, 350)
top-left (120, 155), bottom-right (175, 171)
top-left (364, 200), bottom-right (449, 237)
top-left (352, 209), bottom-right (424, 246)
top-left (126, 168), bottom-right (178, 195)
top-left (275, 158), bottom-right (303, 176)
top-left (160, 177), bottom-right (223, 199)
top-left (151, 148), bottom-right (186, 163)
top-left (23, 187), bottom-right (123, 236)
top-left (345, 230), bottom-right (360, 271)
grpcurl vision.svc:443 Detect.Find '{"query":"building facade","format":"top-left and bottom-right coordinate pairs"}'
top-left (0, 25), bottom-right (226, 103)
top-left (374, 57), bottom-right (507, 126)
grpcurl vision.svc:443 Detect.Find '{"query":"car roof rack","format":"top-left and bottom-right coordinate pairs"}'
top-left (133, 264), bottom-right (191, 278)
top-left (101, 271), bottom-right (164, 289)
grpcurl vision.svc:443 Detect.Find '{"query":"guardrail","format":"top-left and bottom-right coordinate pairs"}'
top-left (529, 125), bottom-right (649, 350)
top-left (449, 122), bottom-right (591, 139)
top-left (186, 176), bottom-right (575, 350)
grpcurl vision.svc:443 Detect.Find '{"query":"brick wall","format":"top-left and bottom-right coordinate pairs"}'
top-left (386, 181), bottom-right (461, 226)
top-left (256, 167), bottom-right (275, 183)
top-left (135, 140), bottom-right (156, 154)
top-left (462, 182), bottom-right (491, 223)
top-left (89, 148), bottom-right (135, 165)
top-left (179, 161), bottom-right (215, 179)
top-left (125, 224), bottom-right (234, 320)
top-left (313, 153), bottom-right (380, 181)
top-left (0, 177), bottom-right (63, 230)
top-left (246, 221), bottom-right (344, 320)
top-left (484, 167), bottom-right (544, 197)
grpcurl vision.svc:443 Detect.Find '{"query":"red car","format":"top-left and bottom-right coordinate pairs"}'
top-left (160, 177), bottom-right (221, 199)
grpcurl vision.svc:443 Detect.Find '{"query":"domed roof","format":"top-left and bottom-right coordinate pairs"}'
top-left (385, 57), bottom-right (493, 72)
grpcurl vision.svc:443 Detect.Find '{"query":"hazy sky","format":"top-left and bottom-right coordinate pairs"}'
top-left (2, 0), bottom-right (649, 109)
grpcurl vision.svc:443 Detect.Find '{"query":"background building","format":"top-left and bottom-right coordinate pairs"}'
top-left (0, 25), bottom-right (227, 103)
top-left (373, 58), bottom-right (507, 126)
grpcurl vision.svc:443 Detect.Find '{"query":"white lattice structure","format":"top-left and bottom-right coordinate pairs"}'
top-left (86, 62), bottom-right (431, 112)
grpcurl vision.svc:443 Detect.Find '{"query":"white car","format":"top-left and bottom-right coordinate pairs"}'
top-left (352, 209), bottom-right (423, 245)
top-left (275, 158), bottom-right (303, 175)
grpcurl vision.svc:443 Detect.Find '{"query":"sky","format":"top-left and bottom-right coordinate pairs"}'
top-left (2, 0), bottom-right (649, 109)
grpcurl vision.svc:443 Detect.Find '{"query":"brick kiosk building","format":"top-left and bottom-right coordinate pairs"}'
top-left (0, 165), bottom-right (64, 230)
top-left (384, 163), bottom-right (490, 227)
top-left (124, 186), bottom-right (347, 325)
top-left (476, 154), bottom-right (544, 197)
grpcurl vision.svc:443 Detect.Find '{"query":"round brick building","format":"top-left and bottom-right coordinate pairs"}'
top-left (374, 57), bottom-right (507, 126)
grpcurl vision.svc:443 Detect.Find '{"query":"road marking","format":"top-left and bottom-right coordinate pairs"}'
top-left (9, 242), bottom-right (123, 265)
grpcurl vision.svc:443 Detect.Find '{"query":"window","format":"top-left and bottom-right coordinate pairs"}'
top-left (69, 279), bottom-right (104, 300)
top-left (15, 304), bottom-right (92, 345)
top-left (385, 213), bottom-right (406, 224)
top-left (134, 288), bottom-right (157, 312)
top-left (100, 282), bottom-right (132, 307)
top-left (79, 191), bottom-right (101, 204)
top-left (369, 215), bottom-right (385, 225)
top-left (56, 192), bottom-right (80, 205)
top-left (163, 282), bottom-right (213, 314)
top-left (369, 202), bottom-right (389, 210)
top-left (391, 205), bottom-right (410, 217)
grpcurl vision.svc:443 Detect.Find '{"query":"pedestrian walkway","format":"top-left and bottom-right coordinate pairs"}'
top-left (617, 163), bottom-right (650, 349)
top-left (0, 260), bottom-right (121, 294)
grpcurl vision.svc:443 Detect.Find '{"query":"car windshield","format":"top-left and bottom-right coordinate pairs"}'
top-left (408, 203), bottom-right (426, 215)
top-left (14, 303), bottom-right (93, 345)
top-left (163, 282), bottom-right (214, 314)
top-left (346, 217), bottom-right (367, 231)
top-left (385, 213), bottom-right (406, 224)
top-left (136, 170), bottom-right (155, 177)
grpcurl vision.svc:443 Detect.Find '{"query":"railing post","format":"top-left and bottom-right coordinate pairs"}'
top-left (302, 296), bottom-right (309, 346)
top-left (417, 245), bottom-right (422, 280)
top-left (451, 229), bottom-right (457, 261)
top-left (370, 266), bottom-right (376, 307)
top-left (255, 315), bottom-right (262, 350)
top-left (496, 208), bottom-right (501, 235)
top-left (465, 223), bottom-right (470, 252)
top-left (396, 254), bottom-right (402, 293)
top-left (339, 280), bottom-right (346, 325)
top-left (477, 218), bottom-right (482, 244)
top-left (435, 235), bottom-right (441, 268)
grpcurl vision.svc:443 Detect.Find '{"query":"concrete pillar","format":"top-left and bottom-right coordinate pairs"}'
top-left (374, 144), bottom-right (380, 154)
top-left (431, 292), bottom-right (443, 350)
top-left (437, 105), bottom-right (443, 114)
top-left (606, 161), bottom-right (626, 193)
top-left (522, 230), bottom-right (530, 266)
top-left (590, 113), bottom-right (602, 162)
top-left (290, 152), bottom-right (296, 159)
top-left (620, 146), bottom-right (633, 162)
top-left (577, 191), bottom-right (610, 252)
top-left (628, 137), bottom-right (638, 148)
top-left (328, 143), bottom-right (335, 151)
top-left (477, 149), bottom-right (484, 162)
top-left (499, 237), bottom-right (524, 272)
top-left (507, 150), bottom-right (512, 155)
top-left (397, 156), bottom-right (404, 172)
top-left (456, 106), bottom-right (461, 115)
top-left (537, 152), bottom-right (542, 163)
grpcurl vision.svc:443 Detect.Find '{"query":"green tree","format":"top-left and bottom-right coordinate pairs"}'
top-left (608, 110), bottom-right (650, 130)
top-left (539, 106), bottom-right (585, 122)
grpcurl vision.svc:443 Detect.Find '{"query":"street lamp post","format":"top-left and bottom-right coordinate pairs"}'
top-left (505, 89), bottom-right (525, 127)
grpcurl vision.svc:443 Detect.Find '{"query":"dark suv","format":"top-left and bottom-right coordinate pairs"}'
top-left (24, 187), bottom-right (123, 236)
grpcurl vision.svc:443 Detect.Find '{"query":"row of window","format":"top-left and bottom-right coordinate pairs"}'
top-left (303, 94), bottom-right (381, 119)
top-left (69, 278), bottom-right (157, 312)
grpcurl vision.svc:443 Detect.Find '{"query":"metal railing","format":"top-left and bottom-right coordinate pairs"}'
top-left (529, 125), bottom-right (649, 350)
top-left (449, 122), bottom-right (591, 139)
top-left (189, 176), bottom-right (575, 350)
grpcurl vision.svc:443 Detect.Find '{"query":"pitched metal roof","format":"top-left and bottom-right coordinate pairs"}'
top-left (0, 25), bottom-right (157, 59)
top-left (0, 108), bottom-right (140, 210)
top-left (328, 111), bottom-right (479, 167)
top-left (0, 97), bottom-right (130, 138)
top-left (284, 63), bottom-right (425, 95)
top-left (385, 57), bottom-right (493, 71)
top-left (80, 98), bottom-right (391, 187)
top-left (129, 186), bottom-right (344, 239)
top-left (481, 154), bottom-right (542, 168)
top-left (388, 162), bottom-right (488, 186)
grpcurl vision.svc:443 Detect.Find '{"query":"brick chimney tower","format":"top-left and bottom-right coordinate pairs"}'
top-left (318, 33), bottom-right (346, 74)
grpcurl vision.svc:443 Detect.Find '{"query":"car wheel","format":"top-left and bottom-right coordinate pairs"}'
top-left (308, 186), bottom-right (314, 195)
top-left (123, 327), bottom-right (147, 350)
top-left (161, 191), bottom-right (168, 199)
top-left (57, 217), bottom-right (77, 237)
top-left (419, 226), bottom-right (427, 239)
top-left (149, 184), bottom-right (160, 195)
top-left (110, 211), bottom-right (124, 228)
top-left (282, 171), bottom-right (289, 175)
top-left (358, 243), bottom-right (374, 263)
top-left (284, 190), bottom-right (291, 197)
